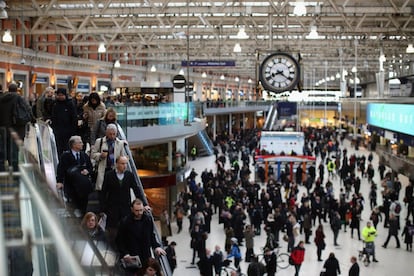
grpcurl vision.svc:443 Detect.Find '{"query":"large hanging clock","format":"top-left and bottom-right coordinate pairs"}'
top-left (259, 52), bottom-right (300, 93)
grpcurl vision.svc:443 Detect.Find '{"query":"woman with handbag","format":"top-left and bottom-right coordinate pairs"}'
top-left (314, 224), bottom-right (326, 261)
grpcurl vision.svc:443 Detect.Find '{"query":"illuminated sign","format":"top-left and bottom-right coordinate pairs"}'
top-left (367, 103), bottom-right (414, 135)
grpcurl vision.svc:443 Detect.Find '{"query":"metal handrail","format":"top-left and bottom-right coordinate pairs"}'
top-left (19, 164), bottom-right (87, 276)
top-left (117, 124), bottom-right (172, 276)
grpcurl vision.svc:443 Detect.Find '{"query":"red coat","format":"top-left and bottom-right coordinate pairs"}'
top-left (291, 246), bottom-right (305, 265)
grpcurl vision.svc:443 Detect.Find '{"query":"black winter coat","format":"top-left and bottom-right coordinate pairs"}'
top-left (100, 170), bottom-right (142, 227)
top-left (323, 256), bottom-right (341, 276)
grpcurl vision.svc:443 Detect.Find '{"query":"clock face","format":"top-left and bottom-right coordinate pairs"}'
top-left (259, 53), bottom-right (300, 93)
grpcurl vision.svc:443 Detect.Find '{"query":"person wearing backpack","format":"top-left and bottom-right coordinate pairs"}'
top-left (0, 82), bottom-right (34, 170)
top-left (390, 199), bottom-right (402, 229)
top-left (290, 241), bottom-right (305, 276)
top-left (401, 220), bottom-right (413, 251)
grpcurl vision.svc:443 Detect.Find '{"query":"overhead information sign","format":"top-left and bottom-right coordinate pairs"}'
top-left (181, 60), bottom-right (236, 67)
top-left (367, 103), bottom-right (414, 135)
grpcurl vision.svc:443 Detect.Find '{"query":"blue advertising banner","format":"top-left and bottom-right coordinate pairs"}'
top-left (367, 103), bottom-right (414, 136)
top-left (181, 60), bottom-right (236, 67)
top-left (277, 102), bottom-right (297, 117)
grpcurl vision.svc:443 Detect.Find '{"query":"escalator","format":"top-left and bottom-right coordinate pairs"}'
top-left (188, 129), bottom-right (214, 157)
top-left (263, 102), bottom-right (278, 131)
top-left (0, 122), bottom-right (172, 276)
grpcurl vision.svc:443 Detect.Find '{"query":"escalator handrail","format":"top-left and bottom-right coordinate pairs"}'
top-left (27, 122), bottom-right (114, 274)
top-left (263, 102), bottom-right (276, 130)
top-left (19, 163), bottom-right (87, 276)
top-left (116, 123), bottom-right (172, 276)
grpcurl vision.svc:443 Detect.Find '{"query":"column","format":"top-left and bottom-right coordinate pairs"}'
top-left (228, 113), bottom-right (232, 137)
top-left (195, 81), bottom-right (203, 101)
top-left (168, 141), bottom-right (172, 172)
top-left (213, 115), bottom-right (217, 141)
top-left (254, 112), bottom-right (257, 129)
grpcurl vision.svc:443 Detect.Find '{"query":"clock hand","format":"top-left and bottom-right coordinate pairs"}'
top-left (271, 70), bottom-right (284, 77)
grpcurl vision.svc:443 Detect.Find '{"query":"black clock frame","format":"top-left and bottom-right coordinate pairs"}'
top-left (259, 52), bottom-right (301, 93)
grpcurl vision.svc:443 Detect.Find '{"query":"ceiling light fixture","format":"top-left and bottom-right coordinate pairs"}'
top-left (150, 65), bottom-right (157, 72)
top-left (379, 51), bottom-right (386, 72)
top-left (98, 42), bottom-right (106, 53)
top-left (406, 44), bottom-right (414, 54)
top-left (179, 68), bottom-right (185, 75)
top-left (336, 73), bottom-right (340, 79)
top-left (351, 66), bottom-right (357, 73)
top-left (0, 8), bottom-right (7, 19)
top-left (114, 60), bottom-right (121, 68)
top-left (293, 1), bottom-right (307, 16)
top-left (202, 72), bottom-right (207, 78)
top-left (236, 27), bottom-right (249, 39)
top-left (235, 76), bottom-right (240, 82)
top-left (233, 43), bottom-right (242, 53)
top-left (2, 29), bottom-right (12, 42)
top-left (306, 26), bottom-right (319, 39)
top-left (248, 78), bottom-right (252, 84)
top-left (220, 74), bottom-right (225, 80)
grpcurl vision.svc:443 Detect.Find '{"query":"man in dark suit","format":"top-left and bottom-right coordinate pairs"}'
top-left (100, 155), bottom-right (143, 245)
top-left (56, 135), bottom-right (93, 216)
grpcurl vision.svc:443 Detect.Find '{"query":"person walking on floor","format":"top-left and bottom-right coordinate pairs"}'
top-left (401, 219), bottom-right (413, 251)
top-left (331, 211), bottom-right (342, 246)
top-left (314, 224), bottom-right (326, 261)
top-left (290, 241), bottom-right (305, 276)
top-left (382, 213), bottom-right (401, 248)
top-left (348, 256), bottom-right (360, 276)
top-left (323, 252), bottom-right (341, 276)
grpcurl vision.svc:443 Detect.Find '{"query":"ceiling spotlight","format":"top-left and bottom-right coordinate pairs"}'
top-left (233, 43), bottom-right (242, 53)
top-left (150, 65), bottom-right (157, 72)
top-left (179, 68), bottom-right (185, 75)
top-left (235, 76), bottom-right (240, 82)
top-left (114, 60), bottom-right (121, 68)
top-left (202, 72), bottom-right (207, 78)
top-left (220, 74), bottom-right (225, 80)
top-left (351, 66), bottom-right (357, 73)
top-left (336, 73), bottom-right (340, 79)
top-left (293, 1), bottom-right (307, 16)
top-left (123, 52), bottom-right (129, 61)
top-left (406, 44), bottom-right (414, 54)
top-left (306, 26), bottom-right (318, 39)
top-left (0, 8), bottom-right (7, 19)
top-left (248, 78), bottom-right (252, 84)
top-left (2, 29), bottom-right (12, 42)
top-left (236, 27), bottom-right (249, 39)
top-left (98, 42), bottom-right (106, 53)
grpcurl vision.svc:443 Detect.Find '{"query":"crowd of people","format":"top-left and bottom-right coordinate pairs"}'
top-left (2, 84), bottom-right (414, 276)
top-left (171, 127), bottom-right (414, 276)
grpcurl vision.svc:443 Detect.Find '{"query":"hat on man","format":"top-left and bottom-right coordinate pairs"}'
top-left (231, 237), bottom-right (238, 244)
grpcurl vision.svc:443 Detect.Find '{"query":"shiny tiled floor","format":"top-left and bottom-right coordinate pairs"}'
top-left (167, 139), bottom-right (412, 276)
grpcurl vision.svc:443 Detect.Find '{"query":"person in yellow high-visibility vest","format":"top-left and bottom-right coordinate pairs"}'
top-left (190, 145), bottom-right (197, 160)
top-left (361, 221), bottom-right (379, 263)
